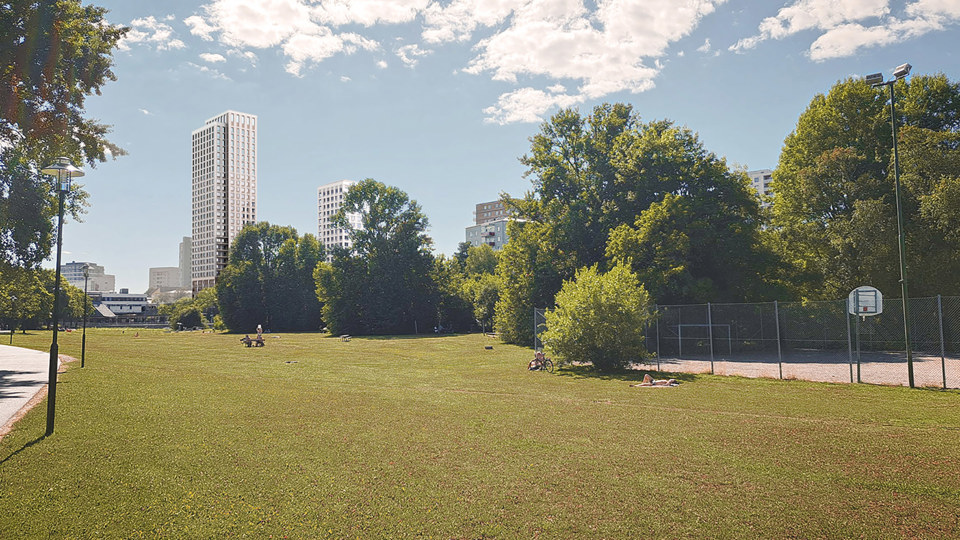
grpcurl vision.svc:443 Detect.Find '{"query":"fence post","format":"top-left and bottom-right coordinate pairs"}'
top-left (533, 307), bottom-right (537, 351)
top-left (855, 312), bottom-right (862, 383)
top-left (678, 307), bottom-right (683, 358)
top-left (846, 309), bottom-right (854, 384)
top-left (939, 295), bottom-right (947, 389)
top-left (655, 304), bottom-right (661, 372)
top-left (775, 301), bottom-right (783, 380)
top-left (707, 302), bottom-right (715, 375)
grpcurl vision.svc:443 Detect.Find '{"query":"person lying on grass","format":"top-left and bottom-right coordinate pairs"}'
top-left (632, 374), bottom-right (678, 387)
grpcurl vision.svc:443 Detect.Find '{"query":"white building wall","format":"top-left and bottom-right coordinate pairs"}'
top-left (317, 180), bottom-right (362, 261)
top-left (178, 236), bottom-right (192, 289)
top-left (61, 261), bottom-right (115, 292)
top-left (149, 267), bottom-right (181, 290)
top-left (747, 169), bottom-right (774, 206)
top-left (465, 218), bottom-right (510, 251)
top-left (191, 111), bottom-right (258, 292)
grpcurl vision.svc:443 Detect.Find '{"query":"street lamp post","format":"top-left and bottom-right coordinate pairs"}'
top-left (40, 157), bottom-right (84, 436)
top-left (8, 295), bottom-right (16, 345)
top-left (867, 63), bottom-right (914, 388)
top-left (82, 264), bottom-right (90, 368)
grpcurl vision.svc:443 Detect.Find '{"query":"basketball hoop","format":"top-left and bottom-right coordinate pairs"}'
top-left (848, 286), bottom-right (882, 320)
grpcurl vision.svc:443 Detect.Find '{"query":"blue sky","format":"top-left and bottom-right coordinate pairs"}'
top-left (60, 0), bottom-right (959, 293)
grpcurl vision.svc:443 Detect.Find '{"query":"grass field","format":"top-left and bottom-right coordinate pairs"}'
top-left (2, 329), bottom-right (960, 538)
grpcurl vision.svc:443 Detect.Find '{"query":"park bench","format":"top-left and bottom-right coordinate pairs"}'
top-left (340, 334), bottom-right (351, 342)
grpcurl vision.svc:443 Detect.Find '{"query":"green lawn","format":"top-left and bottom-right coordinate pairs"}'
top-left (2, 329), bottom-right (960, 538)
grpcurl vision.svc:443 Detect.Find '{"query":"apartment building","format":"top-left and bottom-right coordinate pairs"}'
top-left (191, 111), bottom-right (258, 292)
top-left (60, 261), bottom-right (115, 292)
top-left (317, 180), bottom-right (362, 261)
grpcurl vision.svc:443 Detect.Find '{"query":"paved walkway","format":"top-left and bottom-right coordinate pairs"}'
top-left (0, 344), bottom-right (55, 435)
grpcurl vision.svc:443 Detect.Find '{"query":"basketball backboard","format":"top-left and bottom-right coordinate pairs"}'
top-left (848, 286), bottom-right (883, 316)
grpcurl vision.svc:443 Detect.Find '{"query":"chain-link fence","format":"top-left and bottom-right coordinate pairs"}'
top-left (535, 295), bottom-right (960, 388)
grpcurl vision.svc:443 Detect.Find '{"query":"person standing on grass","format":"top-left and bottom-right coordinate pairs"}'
top-left (256, 324), bottom-right (263, 338)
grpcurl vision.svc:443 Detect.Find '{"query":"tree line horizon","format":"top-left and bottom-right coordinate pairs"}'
top-left (2, 3), bottom-right (959, 356)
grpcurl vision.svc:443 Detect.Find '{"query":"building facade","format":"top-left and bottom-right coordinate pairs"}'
top-left (89, 289), bottom-right (149, 315)
top-left (474, 200), bottom-right (508, 225)
top-left (178, 236), bottom-right (192, 289)
top-left (191, 110), bottom-right (258, 292)
top-left (465, 218), bottom-right (511, 251)
top-left (61, 261), bottom-right (115, 293)
top-left (747, 169), bottom-right (774, 206)
top-left (149, 267), bottom-right (181, 290)
top-left (317, 180), bottom-right (362, 261)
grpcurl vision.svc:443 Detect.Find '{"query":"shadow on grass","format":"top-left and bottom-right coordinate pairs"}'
top-left (554, 364), bottom-right (703, 384)
top-left (0, 434), bottom-right (46, 466)
top-left (351, 333), bottom-right (474, 341)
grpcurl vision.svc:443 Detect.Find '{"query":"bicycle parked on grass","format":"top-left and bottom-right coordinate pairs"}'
top-left (529, 351), bottom-right (554, 373)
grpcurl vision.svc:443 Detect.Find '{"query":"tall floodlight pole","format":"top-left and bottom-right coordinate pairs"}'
top-left (82, 264), bottom-right (90, 368)
top-left (866, 63), bottom-right (914, 388)
top-left (40, 157), bottom-right (85, 436)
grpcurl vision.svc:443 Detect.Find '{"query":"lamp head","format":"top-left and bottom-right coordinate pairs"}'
top-left (41, 157), bottom-right (84, 192)
top-left (893, 63), bottom-right (912, 80)
top-left (865, 73), bottom-right (884, 86)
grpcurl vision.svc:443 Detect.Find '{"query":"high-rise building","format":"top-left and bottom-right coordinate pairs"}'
top-left (747, 169), bottom-right (774, 206)
top-left (474, 200), bottom-right (508, 225)
top-left (191, 111), bottom-right (258, 292)
top-left (178, 236), bottom-right (192, 289)
top-left (317, 180), bottom-right (362, 261)
top-left (148, 267), bottom-right (181, 290)
top-left (466, 199), bottom-right (514, 251)
top-left (61, 261), bottom-right (115, 292)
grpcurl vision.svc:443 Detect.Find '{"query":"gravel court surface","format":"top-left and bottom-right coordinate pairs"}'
top-left (649, 351), bottom-right (960, 388)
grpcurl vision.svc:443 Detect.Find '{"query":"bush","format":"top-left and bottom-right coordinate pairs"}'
top-left (541, 263), bottom-right (654, 371)
top-left (171, 307), bottom-right (204, 330)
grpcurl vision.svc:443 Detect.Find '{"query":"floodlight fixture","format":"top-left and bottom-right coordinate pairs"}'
top-left (865, 72), bottom-right (884, 87)
top-left (893, 63), bottom-right (912, 80)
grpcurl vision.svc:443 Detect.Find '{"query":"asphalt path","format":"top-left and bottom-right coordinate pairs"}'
top-left (0, 344), bottom-right (55, 436)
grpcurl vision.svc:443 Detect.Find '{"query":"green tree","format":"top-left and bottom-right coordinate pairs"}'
top-left (316, 179), bottom-right (436, 335)
top-left (770, 74), bottom-right (960, 298)
top-left (494, 220), bottom-right (570, 345)
top-left (0, 263), bottom-right (51, 335)
top-left (497, 104), bottom-right (778, 343)
top-left (1, 1), bottom-right (126, 267)
top-left (1, 0), bottom-right (127, 161)
top-left (216, 223), bottom-right (325, 332)
top-left (541, 264), bottom-right (654, 371)
top-left (465, 243), bottom-right (498, 276)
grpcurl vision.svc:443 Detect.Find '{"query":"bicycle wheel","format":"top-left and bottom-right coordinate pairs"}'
top-left (543, 359), bottom-right (554, 373)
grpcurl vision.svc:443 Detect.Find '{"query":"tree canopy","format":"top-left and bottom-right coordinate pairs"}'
top-left (1, 1), bottom-right (125, 268)
top-left (216, 223), bottom-right (324, 333)
top-left (316, 179), bottom-right (436, 335)
top-left (769, 74), bottom-right (960, 298)
top-left (496, 104), bottom-right (778, 343)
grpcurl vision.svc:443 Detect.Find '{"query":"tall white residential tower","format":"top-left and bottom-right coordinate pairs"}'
top-left (317, 180), bottom-right (362, 261)
top-left (191, 111), bottom-right (258, 292)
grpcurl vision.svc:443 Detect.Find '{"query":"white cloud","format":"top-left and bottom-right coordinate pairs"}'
top-left (228, 49), bottom-right (258, 65)
top-left (422, 0), bottom-right (516, 43)
top-left (731, 0), bottom-right (960, 60)
top-left (397, 44), bottom-right (430, 67)
top-left (187, 62), bottom-right (231, 81)
top-left (697, 38), bottom-right (712, 53)
top-left (313, 0), bottom-right (429, 26)
top-left (482, 86), bottom-right (582, 125)
top-left (340, 76), bottom-right (352, 82)
top-left (119, 16), bottom-right (186, 51)
top-left (184, 15), bottom-right (217, 40)
top-left (376, 59), bottom-right (389, 69)
top-left (139, 109), bottom-right (152, 116)
top-left (199, 52), bottom-right (226, 63)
